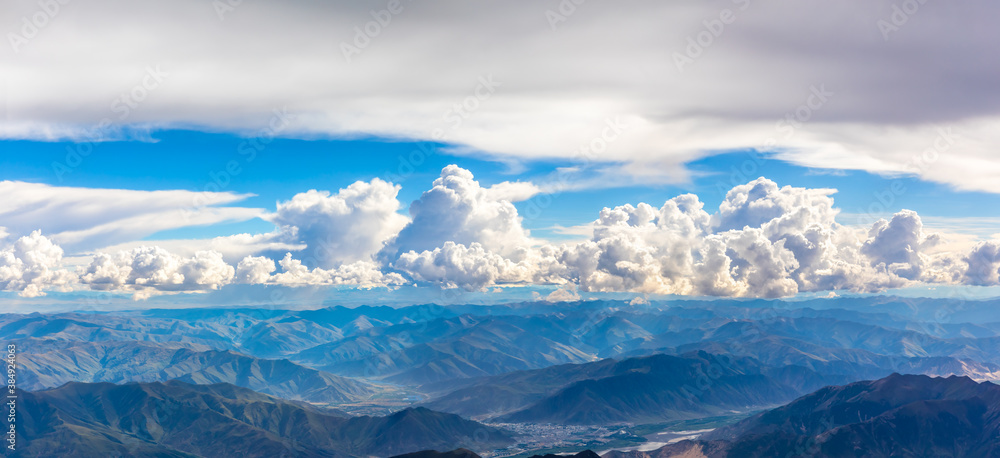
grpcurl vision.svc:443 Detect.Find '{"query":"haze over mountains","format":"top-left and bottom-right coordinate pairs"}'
top-left (17, 339), bottom-right (377, 403)
top-left (9, 296), bottom-right (1000, 456)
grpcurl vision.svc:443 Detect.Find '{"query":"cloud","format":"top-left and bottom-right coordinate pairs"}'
top-left (268, 179), bottom-right (408, 269)
top-left (0, 230), bottom-right (75, 297)
top-left (267, 254), bottom-right (406, 288)
top-left (964, 241), bottom-right (1000, 286)
top-left (545, 284), bottom-right (580, 302)
top-left (380, 174), bottom-right (959, 297)
top-left (485, 181), bottom-right (543, 202)
top-left (0, 181), bottom-right (261, 254)
top-left (97, 232), bottom-right (305, 265)
top-left (235, 256), bottom-right (276, 284)
top-left (392, 241), bottom-right (534, 291)
top-left (861, 210), bottom-right (941, 280)
top-left (79, 246), bottom-right (235, 299)
top-left (5, 1), bottom-right (1000, 192)
top-left (549, 179), bottom-right (948, 298)
top-left (381, 165), bottom-right (534, 261)
top-left (10, 168), bottom-right (1000, 299)
top-left (714, 178), bottom-right (838, 233)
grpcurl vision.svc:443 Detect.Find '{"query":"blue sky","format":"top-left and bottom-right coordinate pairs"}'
top-left (2, 130), bottom-right (997, 244)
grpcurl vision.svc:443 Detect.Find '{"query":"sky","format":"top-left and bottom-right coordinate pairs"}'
top-left (1, 0), bottom-right (999, 308)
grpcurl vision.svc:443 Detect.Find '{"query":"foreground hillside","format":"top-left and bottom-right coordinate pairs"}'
top-left (17, 381), bottom-right (513, 457)
top-left (605, 373), bottom-right (1000, 457)
top-left (428, 352), bottom-right (806, 424)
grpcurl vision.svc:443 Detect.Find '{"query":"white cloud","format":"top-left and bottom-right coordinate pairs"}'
top-left (964, 241), bottom-right (1000, 286)
top-left (545, 284), bottom-right (580, 302)
top-left (392, 242), bottom-right (534, 291)
top-left (861, 210), bottom-right (941, 280)
top-left (8, 168), bottom-right (1000, 299)
top-left (267, 254), bottom-right (406, 288)
top-left (79, 246), bottom-right (235, 299)
top-left (0, 230), bottom-right (74, 297)
top-left (0, 181), bottom-right (261, 254)
top-left (268, 179), bottom-right (408, 269)
top-left (96, 232), bottom-right (304, 265)
top-left (485, 181), bottom-right (543, 203)
top-left (382, 165), bottom-right (534, 261)
top-left (548, 179), bottom-right (954, 298)
top-left (380, 175), bottom-right (949, 297)
top-left (235, 256), bottom-right (276, 284)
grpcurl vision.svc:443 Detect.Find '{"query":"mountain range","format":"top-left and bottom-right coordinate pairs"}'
top-left (17, 380), bottom-right (513, 457)
top-left (10, 296), bottom-right (1000, 456)
top-left (17, 338), bottom-right (378, 404)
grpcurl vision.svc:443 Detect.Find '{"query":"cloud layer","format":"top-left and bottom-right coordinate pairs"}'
top-left (0, 181), bottom-right (261, 254)
top-left (3, 165), bottom-right (993, 301)
top-left (4, 1), bottom-right (1000, 192)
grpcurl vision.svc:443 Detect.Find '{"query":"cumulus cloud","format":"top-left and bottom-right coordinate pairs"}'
top-left (379, 172), bottom-right (966, 297)
top-left (382, 165), bottom-right (534, 261)
top-left (267, 254), bottom-right (406, 288)
top-left (79, 246), bottom-right (235, 299)
top-left (545, 284), bottom-right (581, 302)
top-left (9, 168), bottom-right (1000, 299)
top-left (393, 242), bottom-right (534, 291)
top-left (541, 178), bottom-right (958, 298)
top-left (235, 256), bottom-right (276, 284)
top-left (964, 241), bottom-right (1000, 286)
top-left (861, 210), bottom-right (941, 280)
top-left (269, 179), bottom-right (408, 269)
top-left (0, 230), bottom-right (75, 297)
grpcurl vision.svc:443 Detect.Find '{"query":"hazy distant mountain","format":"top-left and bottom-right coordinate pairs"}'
top-left (495, 352), bottom-right (800, 425)
top-left (294, 315), bottom-right (597, 384)
top-left (421, 358), bottom-right (620, 418)
top-left (9, 298), bottom-right (1000, 384)
top-left (423, 339), bottom-right (1000, 423)
top-left (0, 305), bottom-right (460, 359)
top-left (649, 334), bottom-right (1000, 382)
top-left (616, 374), bottom-right (1000, 457)
top-left (18, 381), bottom-right (513, 457)
top-left (423, 350), bottom-right (868, 422)
top-left (18, 339), bottom-right (377, 404)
